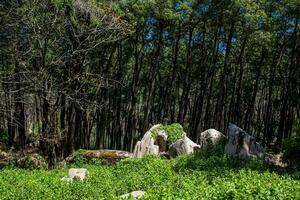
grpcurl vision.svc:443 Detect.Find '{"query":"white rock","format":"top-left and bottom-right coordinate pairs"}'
top-left (61, 176), bottom-right (73, 182)
top-left (133, 124), bottom-right (167, 158)
top-left (169, 133), bottom-right (200, 158)
top-left (197, 129), bottom-right (226, 150)
top-left (120, 191), bottom-right (146, 199)
top-left (62, 168), bottom-right (88, 182)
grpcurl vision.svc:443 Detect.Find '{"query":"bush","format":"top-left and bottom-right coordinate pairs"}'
top-left (284, 119), bottom-right (300, 164)
top-left (162, 123), bottom-right (184, 144)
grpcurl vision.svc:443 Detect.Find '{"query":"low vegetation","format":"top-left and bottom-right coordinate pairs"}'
top-left (150, 123), bottom-right (184, 144)
top-left (0, 152), bottom-right (299, 199)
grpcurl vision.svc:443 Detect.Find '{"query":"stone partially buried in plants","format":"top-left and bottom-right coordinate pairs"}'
top-left (15, 153), bottom-right (47, 169)
top-left (169, 133), bottom-right (200, 158)
top-left (120, 191), bottom-right (146, 199)
top-left (67, 149), bottom-right (133, 165)
top-left (61, 168), bottom-right (88, 182)
top-left (197, 129), bottom-right (227, 151)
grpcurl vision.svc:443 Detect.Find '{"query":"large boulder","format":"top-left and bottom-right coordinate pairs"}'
top-left (67, 149), bottom-right (132, 165)
top-left (133, 124), bottom-right (167, 158)
top-left (225, 123), bottom-right (264, 159)
top-left (62, 168), bottom-right (88, 182)
top-left (197, 129), bottom-right (226, 150)
top-left (120, 191), bottom-right (146, 199)
top-left (169, 133), bottom-right (200, 158)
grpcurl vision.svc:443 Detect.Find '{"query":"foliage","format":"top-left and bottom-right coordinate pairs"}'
top-left (284, 119), bottom-right (300, 164)
top-left (150, 123), bottom-right (184, 144)
top-left (162, 123), bottom-right (185, 144)
top-left (0, 154), bottom-right (299, 199)
top-left (0, 0), bottom-right (299, 166)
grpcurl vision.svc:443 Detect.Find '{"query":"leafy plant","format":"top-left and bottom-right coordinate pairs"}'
top-left (162, 123), bottom-right (184, 144)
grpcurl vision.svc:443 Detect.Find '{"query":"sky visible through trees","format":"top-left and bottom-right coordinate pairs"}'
top-left (0, 0), bottom-right (299, 164)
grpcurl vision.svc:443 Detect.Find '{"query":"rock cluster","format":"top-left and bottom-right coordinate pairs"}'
top-left (133, 123), bottom-right (264, 160)
top-left (133, 124), bottom-right (200, 158)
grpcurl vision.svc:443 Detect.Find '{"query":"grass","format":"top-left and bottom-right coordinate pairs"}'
top-left (0, 153), bottom-right (299, 199)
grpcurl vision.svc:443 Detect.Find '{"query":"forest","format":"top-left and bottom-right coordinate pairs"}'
top-left (0, 0), bottom-right (300, 199)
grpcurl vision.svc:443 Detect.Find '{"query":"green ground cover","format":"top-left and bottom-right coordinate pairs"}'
top-left (0, 153), bottom-right (299, 200)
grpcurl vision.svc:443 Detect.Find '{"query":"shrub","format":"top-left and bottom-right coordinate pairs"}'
top-left (284, 119), bottom-right (300, 164)
top-left (162, 123), bottom-right (184, 144)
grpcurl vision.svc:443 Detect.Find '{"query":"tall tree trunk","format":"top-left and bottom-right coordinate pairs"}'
top-left (214, 19), bottom-right (235, 132)
top-left (143, 22), bottom-right (164, 132)
top-left (244, 48), bottom-right (267, 132)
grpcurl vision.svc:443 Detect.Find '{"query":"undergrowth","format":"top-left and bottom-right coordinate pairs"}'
top-left (0, 152), bottom-right (299, 199)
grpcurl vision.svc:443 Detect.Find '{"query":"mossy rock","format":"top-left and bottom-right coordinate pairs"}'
top-left (15, 154), bottom-right (47, 169)
top-left (68, 149), bottom-right (133, 165)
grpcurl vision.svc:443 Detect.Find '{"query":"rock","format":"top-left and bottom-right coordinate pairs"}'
top-left (0, 150), bottom-right (8, 159)
top-left (16, 153), bottom-right (47, 169)
top-left (56, 160), bottom-right (67, 168)
top-left (0, 150), bottom-right (10, 169)
top-left (133, 124), bottom-right (167, 158)
top-left (169, 133), bottom-right (201, 158)
top-left (133, 123), bottom-right (199, 158)
top-left (264, 153), bottom-right (287, 168)
top-left (62, 168), bottom-right (88, 182)
top-left (224, 123), bottom-right (264, 159)
top-left (67, 149), bottom-right (133, 165)
top-left (61, 176), bottom-right (73, 182)
top-left (197, 129), bottom-right (226, 150)
top-left (120, 191), bottom-right (146, 199)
